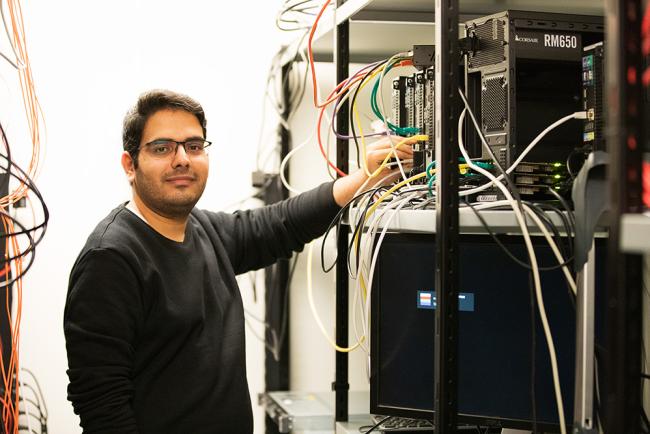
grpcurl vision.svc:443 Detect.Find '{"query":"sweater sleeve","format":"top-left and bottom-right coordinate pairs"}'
top-left (64, 248), bottom-right (142, 434)
top-left (213, 181), bottom-right (341, 275)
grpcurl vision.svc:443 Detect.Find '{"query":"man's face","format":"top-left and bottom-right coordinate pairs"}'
top-left (124, 108), bottom-right (209, 219)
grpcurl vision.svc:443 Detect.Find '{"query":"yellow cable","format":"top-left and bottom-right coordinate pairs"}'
top-left (368, 135), bottom-right (428, 179)
top-left (354, 108), bottom-right (371, 176)
top-left (307, 242), bottom-right (364, 353)
top-left (351, 66), bottom-right (387, 177)
top-left (367, 171), bottom-right (428, 217)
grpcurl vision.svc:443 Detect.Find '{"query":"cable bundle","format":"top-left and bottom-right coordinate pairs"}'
top-left (276, 0), bottom-right (329, 32)
top-left (17, 368), bottom-right (47, 434)
top-left (0, 1), bottom-right (48, 432)
top-left (306, 102), bottom-right (585, 434)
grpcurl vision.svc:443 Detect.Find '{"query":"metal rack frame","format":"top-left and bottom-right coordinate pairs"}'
top-left (603, 0), bottom-right (645, 433)
top-left (265, 61), bottom-right (293, 434)
top-left (323, 1), bottom-right (646, 433)
top-left (334, 1), bottom-right (352, 422)
top-left (433, 0), bottom-right (461, 430)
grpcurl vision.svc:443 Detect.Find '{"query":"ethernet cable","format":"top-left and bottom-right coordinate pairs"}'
top-left (307, 240), bottom-right (365, 352)
top-left (458, 110), bottom-right (587, 198)
top-left (457, 110), bottom-right (577, 294)
top-left (457, 103), bottom-right (568, 434)
top-left (357, 193), bottom-right (419, 360)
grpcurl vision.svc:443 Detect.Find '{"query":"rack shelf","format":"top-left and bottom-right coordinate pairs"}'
top-left (308, 0), bottom-right (604, 62)
top-left (356, 208), bottom-right (573, 235)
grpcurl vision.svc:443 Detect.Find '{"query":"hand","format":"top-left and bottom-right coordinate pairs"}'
top-left (332, 135), bottom-right (419, 207)
top-left (364, 135), bottom-right (417, 179)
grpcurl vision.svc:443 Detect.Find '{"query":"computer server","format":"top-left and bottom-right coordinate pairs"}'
top-left (582, 42), bottom-right (605, 151)
top-left (465, 11), bottom-right (603, 171)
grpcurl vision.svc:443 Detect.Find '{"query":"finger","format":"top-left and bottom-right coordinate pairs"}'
top-left (366, 136), bottom-right (418, 153)
top-left (367, 149), bottom-right (413, 164)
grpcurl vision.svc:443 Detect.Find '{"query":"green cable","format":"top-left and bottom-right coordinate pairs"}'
top-left (425, 161), bottom-right (436, 179)
top-left (370, 58), bottom-right (419, 136)
top-left (427, 175), bottom-right (436, 197)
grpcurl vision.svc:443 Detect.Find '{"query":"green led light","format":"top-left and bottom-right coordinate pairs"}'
top-left (553, 162), bottom-right (562, 167)
top-left (554, 174), bottom-right (561, 179)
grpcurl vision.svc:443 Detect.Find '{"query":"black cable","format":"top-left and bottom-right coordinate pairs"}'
top-left (0, 167), bottom-right (47, 248)
top-left (525, 202), bottom-right (572, 263)
top-left (348, 184), bottom-right (430, 275)
top-left (463, 200), bottom-right (574, 271)
top-left (320, 188), bottom-right (381, 273)
top-left (347, 188), bottom-right (381, 276)
top-left (546, 186), bottom-right (576, 232)
top-left (535, 202), bottom-right (574, 258)
top-left (346, 185), bottom-right (393, 275)
top-left (0, 120), bottom-right (14, 195)
top-left (0, 124), bottom-right (49, 283)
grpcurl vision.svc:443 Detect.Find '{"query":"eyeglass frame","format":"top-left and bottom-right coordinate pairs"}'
top-left (140, 138), bottom-right (213, 158)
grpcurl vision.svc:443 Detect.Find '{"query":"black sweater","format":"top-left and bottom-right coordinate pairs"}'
top-left (64, 182), bottom-right (340, 434)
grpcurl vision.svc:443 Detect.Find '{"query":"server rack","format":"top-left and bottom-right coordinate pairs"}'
top-left (317, 1), bottom-right (646, 433)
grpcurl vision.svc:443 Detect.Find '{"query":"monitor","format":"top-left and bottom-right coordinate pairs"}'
top-left (370, 233), bottom-right (605, 432)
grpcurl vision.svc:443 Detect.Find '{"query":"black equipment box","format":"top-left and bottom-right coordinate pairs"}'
top-left (465, 11), bottom-right (603, 168)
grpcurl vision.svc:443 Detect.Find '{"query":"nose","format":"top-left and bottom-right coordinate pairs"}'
top-left (171, 143), bottom-right (191, 168)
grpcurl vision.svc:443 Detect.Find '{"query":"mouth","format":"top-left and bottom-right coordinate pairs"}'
top-left (165, 175), bottom-right (196, 186)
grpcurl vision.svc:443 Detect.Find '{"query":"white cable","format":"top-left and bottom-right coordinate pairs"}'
top-left (463, 199), bottom-right (577, 295)
top-left (19, 375), bottom-right (35, 434)
top-left (457, 107), bottom-right (567, 434)
top-left (521, 204), bottom-right (577, 294)
top-left (351, 266), bottom-right (369, 355)
top-left (361, 193), bottom-right (417, 379)
top-left (348, 172), bottom-right (401, 280)
top-left (351, 193), bottom-right (417, 375)
top-left (20, 368), bottom-right (47, 420)
top-left (348, 177), bottom-right (384, 347)
top-left (307, 241), bottom-right (364, 352)
top-left (279, 124), bottom-right (315, 194)
top-left (358, 194), bottom-right (415, 341)
top-left (446, 110), bottom-right (585, 198)
top-left (354, 192), bottom-right (412, 349)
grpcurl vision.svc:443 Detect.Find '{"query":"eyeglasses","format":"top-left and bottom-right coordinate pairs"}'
top-left (142, 139), bottom-right (212, 158)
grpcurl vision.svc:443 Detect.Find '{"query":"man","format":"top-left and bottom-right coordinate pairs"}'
top-left (64, 89), bottom-right (413, 433)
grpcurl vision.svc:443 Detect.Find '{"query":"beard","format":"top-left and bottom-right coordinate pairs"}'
top-left (133, 167), bottom-right (207, 220)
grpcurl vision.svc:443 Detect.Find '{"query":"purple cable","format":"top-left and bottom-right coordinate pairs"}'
top-left (330, 61), bottom-right (389, 140)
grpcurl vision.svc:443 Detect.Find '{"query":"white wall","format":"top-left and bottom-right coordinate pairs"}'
top-left (0, 1), bottom-right (292, 433)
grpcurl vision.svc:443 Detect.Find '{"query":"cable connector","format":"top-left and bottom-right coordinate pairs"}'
top-left (574, 111), bottom-right (588, 119)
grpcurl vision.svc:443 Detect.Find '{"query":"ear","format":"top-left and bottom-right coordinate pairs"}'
top-left (121, 151), bottom-right (136, 184)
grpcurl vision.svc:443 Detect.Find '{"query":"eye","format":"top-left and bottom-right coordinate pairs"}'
top-left (185, 141), bottom-right (205, 153)
top-left (153, 145), bottom-right (172, 154)
top-left (149, 141), bottom-right (173, 155)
